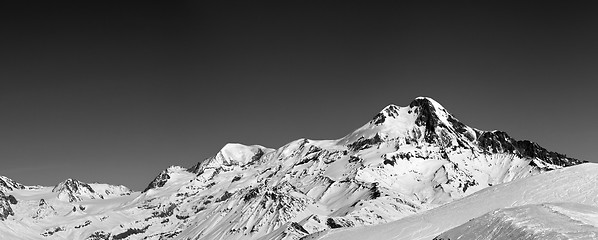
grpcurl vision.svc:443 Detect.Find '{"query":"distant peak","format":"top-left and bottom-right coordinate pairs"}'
top-left (53, 178), bottom-right (91, 191)
top-left (58, 178), bottom-right (82, 185)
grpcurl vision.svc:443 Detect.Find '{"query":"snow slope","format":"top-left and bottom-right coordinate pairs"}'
top-left (433, 202), bottom-right (598, 240)
top-left (318, 163), bottom-right (598, 240)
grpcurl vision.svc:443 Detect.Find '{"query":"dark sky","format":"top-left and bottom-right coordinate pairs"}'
top-left (1, 2), bottom-right (597, 190)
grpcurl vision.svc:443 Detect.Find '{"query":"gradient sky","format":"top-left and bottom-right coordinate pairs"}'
top-left (1, 2), bottom-right (597, 190)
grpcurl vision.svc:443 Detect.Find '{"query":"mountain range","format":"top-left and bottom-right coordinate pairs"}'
top-left (0, 97), bottom-right (588, 240)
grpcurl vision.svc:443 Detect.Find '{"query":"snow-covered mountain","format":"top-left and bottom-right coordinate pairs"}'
top-left (0, 97), bottom-right (586, 239)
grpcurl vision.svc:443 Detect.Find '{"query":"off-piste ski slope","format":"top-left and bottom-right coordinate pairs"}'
top-left (318, 163), bottom-right (598, 240)
top-left (434, 202), bottom-right (598, 240)
top-left (0, 97), bottom-right (587, 239)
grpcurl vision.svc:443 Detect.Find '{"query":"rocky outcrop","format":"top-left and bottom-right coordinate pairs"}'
top-left (0, 192), bottom-right (14, 221)
top-left (477, 131), bottom-right (583, 167)
top-left (143, 169), bottom-right (172, 193)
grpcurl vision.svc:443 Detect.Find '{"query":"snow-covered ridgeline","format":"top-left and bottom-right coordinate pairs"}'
top-left (0, 97), bottom-right (586, 240)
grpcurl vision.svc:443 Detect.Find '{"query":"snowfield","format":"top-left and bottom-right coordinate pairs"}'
top-left (318, 163), bottom-right (598, 240)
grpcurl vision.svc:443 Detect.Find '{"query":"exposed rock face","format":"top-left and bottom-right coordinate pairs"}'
top-left (477, 131), bottom-right (581, 168)
top-left (0, 176), bottom-right (23, 221)
top-left (0, 192), bottom-right (14, 221)
top-left (371, 104), bottom-right (400, 125)
top-left (143, 167), bottom-right (174, 193)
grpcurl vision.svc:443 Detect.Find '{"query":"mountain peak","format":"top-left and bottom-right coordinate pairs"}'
top-left (409, 97), bottom-right (451, 135)
top-left (53, 179), bottom-right (96, 202)
top-left (54, 178), bottom-right (88, 188)
top-left (346, 97), bottom-right (463, 145)
top-left (0, 176), bottom-right (24, 193)
top-left (53, 179), bottom-right (131, 202)
top-left (409, 96), bottom-right (449, 119)
top-left (192, 143), bottom-right (272, 172)
top-left (411, 96), bottom-right (447, 113)
top-left (370, 97), bottom-right (449, 126)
